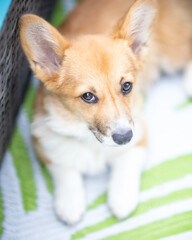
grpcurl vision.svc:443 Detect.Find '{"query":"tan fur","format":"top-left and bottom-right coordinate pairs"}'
top-left (32, 136), bottom-right (51, 165)
top-left (155, 0), bottom-right (192, 68)
top-left (136, 119), bottom-right (147, 147)
top-left (59, 0), bottom-right (136, 37)
top-left (59, 0), bottom-right (192, 64)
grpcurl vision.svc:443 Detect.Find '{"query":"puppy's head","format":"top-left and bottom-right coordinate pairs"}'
top-left (20, 0), bottom-right (157, 146)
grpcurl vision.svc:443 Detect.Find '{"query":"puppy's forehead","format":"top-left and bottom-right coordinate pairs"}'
top-left (65, 35), bottom-right (136, 83)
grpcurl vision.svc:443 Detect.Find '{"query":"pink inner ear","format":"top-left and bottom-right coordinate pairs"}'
top-left (129, 14), bottom-right (148, 56)
top-left (126, 2), bottom-right (156, 57)
top-left (40, 43), bottom-right (62, 73)
top-left (29, 26), bottom-right (62, 75)
top-left (130, 40), bottom-right (147, 56)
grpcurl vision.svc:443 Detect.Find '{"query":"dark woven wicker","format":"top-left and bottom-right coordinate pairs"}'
top-left (0, 0), bottom-right (55, 163)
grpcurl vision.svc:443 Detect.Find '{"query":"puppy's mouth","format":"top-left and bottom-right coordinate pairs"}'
top-left (88, 126), bottom-right (133, 146)
top-left (88, 126), bottom-right (103, 143)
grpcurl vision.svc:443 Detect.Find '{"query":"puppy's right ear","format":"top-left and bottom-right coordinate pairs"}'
top-left (113, 0), bottom-right (157, 59)
top-left (19, 14), bottom-right (71, 90)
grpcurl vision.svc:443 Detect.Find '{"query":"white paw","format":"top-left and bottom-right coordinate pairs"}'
top-left (55, 190), bottom-right (85, 225)
top-left (108, 146), bottom-right (144, 219)
top-left (108, 185), bottom-right (139, 220)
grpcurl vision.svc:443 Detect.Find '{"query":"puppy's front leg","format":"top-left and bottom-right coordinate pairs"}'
top-left (108, 146), bottom-right (146, 220)
top-left (48, 165), bottom-right (85, 225)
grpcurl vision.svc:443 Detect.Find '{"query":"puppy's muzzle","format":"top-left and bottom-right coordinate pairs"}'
top-left (112, 129), bottom-right (133, 145)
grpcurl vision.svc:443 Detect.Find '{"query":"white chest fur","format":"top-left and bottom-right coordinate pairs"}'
top-left (32, 117), bottom-right (107, 175)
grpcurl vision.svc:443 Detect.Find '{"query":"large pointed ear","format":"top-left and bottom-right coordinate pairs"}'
top-left (113, 0), bottom-right (157, 57)
top-left (19, 14), bottom-right (71, 89)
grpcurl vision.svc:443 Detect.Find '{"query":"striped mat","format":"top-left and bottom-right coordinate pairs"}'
top-left (1, 1), bottom-right (192, 239)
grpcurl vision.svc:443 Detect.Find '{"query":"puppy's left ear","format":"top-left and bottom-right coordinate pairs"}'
top-left (113, 0), bottom-right (157, 58)
top-left (19, 14), bottom-right (71, 90)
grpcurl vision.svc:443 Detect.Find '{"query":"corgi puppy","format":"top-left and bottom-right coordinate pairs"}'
top-left (19, 0), bottom-right (192, 225)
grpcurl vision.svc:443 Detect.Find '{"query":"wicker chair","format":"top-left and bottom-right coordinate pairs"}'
top-left (0, 0), bottom-right (55, 163)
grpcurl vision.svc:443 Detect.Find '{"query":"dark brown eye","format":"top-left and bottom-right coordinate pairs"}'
top-left (81, 92), bottom-right (98, 103)
top-left (121, 82), bottom-right (132, 95)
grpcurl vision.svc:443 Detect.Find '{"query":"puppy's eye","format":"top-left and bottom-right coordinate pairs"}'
top-left (121, 82), bottom-right (132, 95)
top-left (81, 92), bottom-right (98, 103)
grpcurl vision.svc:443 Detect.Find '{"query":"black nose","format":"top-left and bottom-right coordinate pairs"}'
top-left (112, 130), bottom-right (133, 145)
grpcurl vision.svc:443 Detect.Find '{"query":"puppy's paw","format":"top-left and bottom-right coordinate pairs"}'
top-left (108, 185), bottom-right (138, 220)
top-left (55, 190), bottom-right (85, 225)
